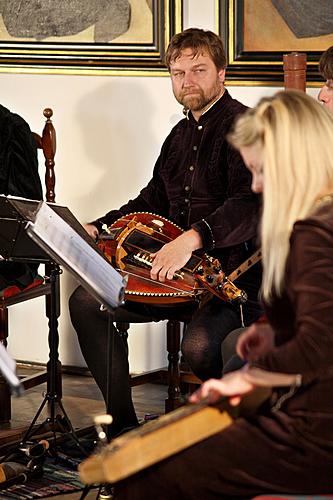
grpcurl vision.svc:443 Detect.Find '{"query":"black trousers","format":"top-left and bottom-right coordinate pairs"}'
top-left (69, 274), bottom-right (261, 436)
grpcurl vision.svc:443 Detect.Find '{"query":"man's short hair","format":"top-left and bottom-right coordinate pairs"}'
top-left (165, 28), bottom-right (227, 71)
top-left (319, 45), bottom-right (333, 80)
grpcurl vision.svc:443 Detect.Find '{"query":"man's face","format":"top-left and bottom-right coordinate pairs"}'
top-left (169, 48), bottom-right (225, 118)
top-left (318, 79), bottom-right (333, 115)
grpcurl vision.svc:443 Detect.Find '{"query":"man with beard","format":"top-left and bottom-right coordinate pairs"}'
top-left (69, 28), bottom-right (262, 437)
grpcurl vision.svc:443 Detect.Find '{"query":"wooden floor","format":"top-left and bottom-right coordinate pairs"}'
top-left (0, 367), bottom-right (166, 499)
top-left (2, 367), bottom-right (166, 430)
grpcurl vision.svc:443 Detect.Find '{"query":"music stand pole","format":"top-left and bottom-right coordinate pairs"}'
top-left (45, 262), bottom-right (61, 420)
top-left (106, 310), bottom-right (115, 441)
top-left (20, 263), bottom-right (85, 453)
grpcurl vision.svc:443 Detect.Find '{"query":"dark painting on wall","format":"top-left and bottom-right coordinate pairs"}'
top-left (218, 0), bottom-right (333, 84)
top-left (0, 0), bottom-right (182, 75)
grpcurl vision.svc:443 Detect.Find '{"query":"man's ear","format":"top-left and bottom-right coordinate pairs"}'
top-left (218, 68), bottom-right (226, 83)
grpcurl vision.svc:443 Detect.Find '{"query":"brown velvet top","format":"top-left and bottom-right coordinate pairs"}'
top-left (254, 200), bottom-right (333, 442)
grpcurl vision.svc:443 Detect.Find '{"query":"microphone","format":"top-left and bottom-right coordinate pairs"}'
top-left (0, 439), bottom-right (49, 490)
top-left (0, 462), bottom-right (42, 489)
top-left (0, 461), bottom-right (28, 483)
top-left (20, 439), bottom-right (49, 460)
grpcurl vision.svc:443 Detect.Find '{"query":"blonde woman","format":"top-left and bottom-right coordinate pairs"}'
top-left (114, 91), bottom-right (333, 499)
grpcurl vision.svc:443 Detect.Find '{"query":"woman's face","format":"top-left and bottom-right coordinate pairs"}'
top-left (239, 144), bottom-right (264, 193)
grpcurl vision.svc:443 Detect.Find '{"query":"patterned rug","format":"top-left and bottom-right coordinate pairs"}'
top-left (253, 497), bottom-right (333, 499)
top-left (0, 456), bottom-right (85, 499)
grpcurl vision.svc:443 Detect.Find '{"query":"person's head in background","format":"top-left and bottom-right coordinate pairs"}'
top-left (165, 28), bottom-right (227, 120)
top-left (228, 90), bottom-right (333, 300)
top-left (318, 45), bottom-right (333, 115)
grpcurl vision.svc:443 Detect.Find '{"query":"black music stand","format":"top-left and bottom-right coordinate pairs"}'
top-left (0, 195), bottom-right (126, 450)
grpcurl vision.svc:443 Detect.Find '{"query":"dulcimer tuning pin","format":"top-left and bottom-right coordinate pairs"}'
top-left (102, 224), bottom-right (111, 235)
top-left (196, 266), bottom-right (204, 275)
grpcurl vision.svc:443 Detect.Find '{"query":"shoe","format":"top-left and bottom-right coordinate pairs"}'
top-left (98, 484), bottom-right (114, 499)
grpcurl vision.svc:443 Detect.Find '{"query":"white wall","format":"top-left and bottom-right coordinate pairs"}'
top-left (4, 0), bottom-right (321, 372)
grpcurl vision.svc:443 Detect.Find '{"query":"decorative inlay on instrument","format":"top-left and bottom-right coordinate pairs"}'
top-left (98, 212), bottom-right (247, 305)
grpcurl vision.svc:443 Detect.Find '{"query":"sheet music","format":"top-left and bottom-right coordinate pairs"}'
top-left (26, 201), bottom-right (126, 310)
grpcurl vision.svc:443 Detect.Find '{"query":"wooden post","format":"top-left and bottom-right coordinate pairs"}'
top-left (283, 52), bottom-right (307, 92)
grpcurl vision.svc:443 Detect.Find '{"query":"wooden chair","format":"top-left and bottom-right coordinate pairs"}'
top-left (162, 319), bottom-right (200, 413)
top-left (0, 108), bottom-right (59, 423)
top-left (121, 316), bottom-right (200, 414)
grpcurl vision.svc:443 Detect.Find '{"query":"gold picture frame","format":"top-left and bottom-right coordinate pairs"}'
top-left (0, 0), bottom-right (183, 75)
top-left (218, 0), bottom-right (333, 85)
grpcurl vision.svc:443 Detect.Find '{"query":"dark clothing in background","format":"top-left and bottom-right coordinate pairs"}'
top-left (70, 90), bottom-right (262, 436)
top-left (0, 104), bottom-right (43, 290)
top-left (114, 202), bottom-right (333, 499)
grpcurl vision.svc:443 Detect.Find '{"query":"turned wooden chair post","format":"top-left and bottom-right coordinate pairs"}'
top-left (33, 108), bottom-right (56, 203)
top-left (165, 319), bottom-right (182, 412)
top-left (283, 52), bottom-right (307, 92)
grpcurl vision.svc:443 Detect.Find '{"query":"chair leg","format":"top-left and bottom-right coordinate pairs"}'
top-left (0, 308), bottom-right (11, 423)
top-left (165, 320), bottom-right (182, 413)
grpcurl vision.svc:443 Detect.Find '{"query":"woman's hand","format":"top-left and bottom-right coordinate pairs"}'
top-left (189, 370), bottom-right (255, 407)
top-left (189, 365), bottom-right (301, 408)
top-left (236, 322), bottom-right (275, 362)
top-left (150, 229), bottom-right (202, 282)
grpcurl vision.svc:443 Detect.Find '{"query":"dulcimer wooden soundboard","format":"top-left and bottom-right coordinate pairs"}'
top-left (79, 387), bottom-right (270, 485)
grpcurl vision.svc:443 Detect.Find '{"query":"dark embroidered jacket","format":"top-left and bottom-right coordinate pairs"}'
top-left (93, 90), bottom-right (261, 277)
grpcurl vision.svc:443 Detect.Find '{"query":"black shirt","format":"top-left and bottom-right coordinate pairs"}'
top-left (93, 89), bottom-right (261, 275)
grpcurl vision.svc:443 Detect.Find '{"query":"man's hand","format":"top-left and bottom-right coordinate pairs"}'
top-left (236, 322), bottom-right (275, 362)
top-left (84, 223), bottom-right (99, 240)
top-left (150, 229), bottom-right (202, 282)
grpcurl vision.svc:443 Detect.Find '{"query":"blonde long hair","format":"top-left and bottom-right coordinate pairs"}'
top-left (228, 90), bottom-right (333, 299)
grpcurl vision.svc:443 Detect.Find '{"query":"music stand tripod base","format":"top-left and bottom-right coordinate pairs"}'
top-left (19, 264), bottom-right (87, 456)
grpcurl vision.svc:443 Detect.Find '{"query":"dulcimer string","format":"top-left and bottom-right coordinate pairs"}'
top-left (114, 267), bottom-right (206, 296)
